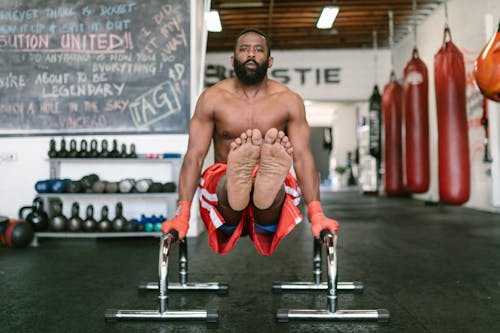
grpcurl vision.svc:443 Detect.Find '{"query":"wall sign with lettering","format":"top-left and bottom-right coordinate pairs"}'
top-left (0, 1), bottom-right (190, 136)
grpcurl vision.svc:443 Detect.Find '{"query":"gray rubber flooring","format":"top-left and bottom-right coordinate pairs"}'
top-left (1, 190), bottom-right (500, 333)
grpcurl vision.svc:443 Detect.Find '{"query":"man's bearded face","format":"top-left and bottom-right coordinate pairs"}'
top-left (233, 57), bottom-right (269, 85)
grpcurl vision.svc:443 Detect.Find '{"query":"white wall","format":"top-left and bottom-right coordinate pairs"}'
top-left (392, 0), bottom-right (500, 211)
top-left (206, 49), bottom-right (392, 101)
top-left (0, 0), bottom-right (210, 236)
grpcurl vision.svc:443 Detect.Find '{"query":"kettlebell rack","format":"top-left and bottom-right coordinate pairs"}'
top-left (32, 156), bottom-right (182, 245)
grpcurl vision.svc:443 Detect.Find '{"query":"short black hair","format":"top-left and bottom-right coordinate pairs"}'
top-left (234, 28), bottom-right (271, 57)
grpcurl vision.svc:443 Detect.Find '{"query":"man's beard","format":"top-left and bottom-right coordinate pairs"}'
top-left (233, 58), bottom-right (269, 85)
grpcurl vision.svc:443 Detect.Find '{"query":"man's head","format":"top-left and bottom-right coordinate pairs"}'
top-left (234, 28), bottom-right (271, 57)
top-left (231, 28), bottom-right (273, 85)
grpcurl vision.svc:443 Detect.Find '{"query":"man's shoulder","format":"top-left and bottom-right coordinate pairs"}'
top-left (203, 78), bottom-right (235, 98)
top-left (267, 79), bottom-right (301, 100)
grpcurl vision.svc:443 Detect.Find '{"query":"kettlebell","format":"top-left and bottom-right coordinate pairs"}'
top-left (128, 144), bottom-right (138, 158)
top-left (68, 139), bottom-right (78, 158)
top-left (112, 202), bottom-right (127, 232)
top-left (78, 139), bottom-right (88, 158)
top-left (98, 205), bottom-right (112, 232)
top-left (67, 202), bottom-right (83, 232)
top-left (82, 205), bottom-right (97, 232)
top-left (18, 197), bottom-right (49, 232)
top-left (100, 140), bottom-right (109, 158)
top-left (49, 201), bottom-right (67, 232)
top-left (48, 139), bottom-right (58, 158)
top-left (122, 219), bottom-right (136, 232)
top-left (89, 139), bottom-right (99, 158)
top-left (120, 143), bottom-right (128, 158)
top-left (58, 138), bottom-right (68, 158)
top-left (109, 139), bottom-right (120, 158)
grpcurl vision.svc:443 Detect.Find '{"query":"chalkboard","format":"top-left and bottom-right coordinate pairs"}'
top-left (0, 1), bottom-right (190, 136)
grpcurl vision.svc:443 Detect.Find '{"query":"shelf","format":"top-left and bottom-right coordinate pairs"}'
top-left (36, 154), bottom-right (181, 244)
top-left (37, 193), bottom-right (177, 198)
top-left (31, 231), bottom-right (162, 246)
top-left (35, 231), bottom-right (162, 238)
top-left (49, 157), bottom-right (181, 163)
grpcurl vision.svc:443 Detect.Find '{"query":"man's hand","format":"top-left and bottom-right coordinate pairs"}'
top-left (307, 201), bottom-right (339, 238)
top-left (161, 215), bottom-right (190, 239)
top-left (161, 201), bottom-right (191, 239)
top-left (310, 214), bottom-right (339, 239)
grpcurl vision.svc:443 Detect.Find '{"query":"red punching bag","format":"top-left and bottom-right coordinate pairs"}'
top-left (403, 48), bottom-right (430, 193)
top-left (474, 21), bottom-right (500, 102)
top-left (382, 71), bottom-right (404, 196)
top-left (434, 27), bottom-right (470, 205)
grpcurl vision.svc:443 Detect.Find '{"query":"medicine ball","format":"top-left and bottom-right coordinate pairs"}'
top-left (4, 220), bottom-right (34, 248)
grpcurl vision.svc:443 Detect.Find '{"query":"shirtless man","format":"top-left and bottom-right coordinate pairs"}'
top-left (162, 28), bottom-right (338, 256)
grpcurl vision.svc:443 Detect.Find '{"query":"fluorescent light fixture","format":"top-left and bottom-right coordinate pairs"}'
top-left (219, 2), bottom-right (264, 8)
top-left (206, 10), bottom-right (222, 32)
top-left (316, 6), bottom-right (339, 29)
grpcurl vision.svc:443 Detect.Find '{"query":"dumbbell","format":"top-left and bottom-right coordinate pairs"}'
top-left (80, 174), bottom-right (99, 193)
top-left (135, 179), bottom-right (153, 193)
top-left (162, 182), bottom-right (177, 192)
top-left (119, 179), bottom-right (136, 193)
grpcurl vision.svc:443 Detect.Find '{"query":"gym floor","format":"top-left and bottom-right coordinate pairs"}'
top-left (1, 190), bottom-right (500, 333)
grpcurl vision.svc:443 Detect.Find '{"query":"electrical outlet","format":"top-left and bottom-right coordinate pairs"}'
top-left (0, 152), bottom-right (17, 162)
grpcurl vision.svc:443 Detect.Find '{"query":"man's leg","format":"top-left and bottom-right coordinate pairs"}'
top-left (254, 187), bottom-right (285, 226)
top-left (218, 174), bottom-right (285, 226)
top-left (216, 174), bottom-right (243, 226)
top-left (253, 128), bottom-right (293, 210)
top-left (226, 129), bottom-right (262, 211)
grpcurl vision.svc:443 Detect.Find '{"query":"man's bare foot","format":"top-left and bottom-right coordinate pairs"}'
top-left (226, 129), bottom-right (262, 211)
top-left (253, 128), bottom-right (293, 210)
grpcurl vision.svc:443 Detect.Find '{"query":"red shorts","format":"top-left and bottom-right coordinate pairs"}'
top-left (198, 163), bottom-right (303, 256)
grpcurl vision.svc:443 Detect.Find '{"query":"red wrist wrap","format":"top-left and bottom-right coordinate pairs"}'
top-left (307, 201), bottom-right (324, 221)
top-left (177, 200), bottom-right (191, 218)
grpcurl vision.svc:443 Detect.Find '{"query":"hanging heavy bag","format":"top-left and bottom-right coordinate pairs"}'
top-left (382, 71), bottom-right (404, 196)
top-left (474, 21), bottom-right (500, 102)
top-left (434, 27), bottom-right (470, 205)
top-left (368, 85), bottom-right (382, 160)
top-left (403, 48), bottom-right (430, 193)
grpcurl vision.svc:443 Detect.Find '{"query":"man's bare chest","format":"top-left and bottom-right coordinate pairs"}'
top-left (213, 101), bottom-right (289, 139)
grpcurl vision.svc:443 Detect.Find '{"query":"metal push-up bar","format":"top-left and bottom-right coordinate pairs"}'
top-left (105, 231), bottom-right (220, 324)
top-left (276, 230), bottom-right (390, 322)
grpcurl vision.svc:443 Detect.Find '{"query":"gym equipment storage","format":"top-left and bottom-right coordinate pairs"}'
top-left (33, 155), bottom-right (181, 245)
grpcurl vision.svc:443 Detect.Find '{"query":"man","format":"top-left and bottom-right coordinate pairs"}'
top-left (162, 28), bottom-right (338, 256)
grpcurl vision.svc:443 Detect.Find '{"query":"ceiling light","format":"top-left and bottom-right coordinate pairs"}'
top-left (316, 6), bottom-right (339, 29)
top-left (219, 2), bottom-right (264, 8)
top-left (206, 10), bottom-right (222, 32)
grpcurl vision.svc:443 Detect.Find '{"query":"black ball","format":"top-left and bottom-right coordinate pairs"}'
top-left (5, 221), bottom-right (34, 248)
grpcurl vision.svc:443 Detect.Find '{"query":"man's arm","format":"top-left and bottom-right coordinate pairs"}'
top-left (286, 92), bottom-right (339, 237)
top-left (162, 90), bottom-right (215, 238)
top-left (286, 93), bottom-right (319, 204)
top-left (178, 92), bottom-right (215, 202)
